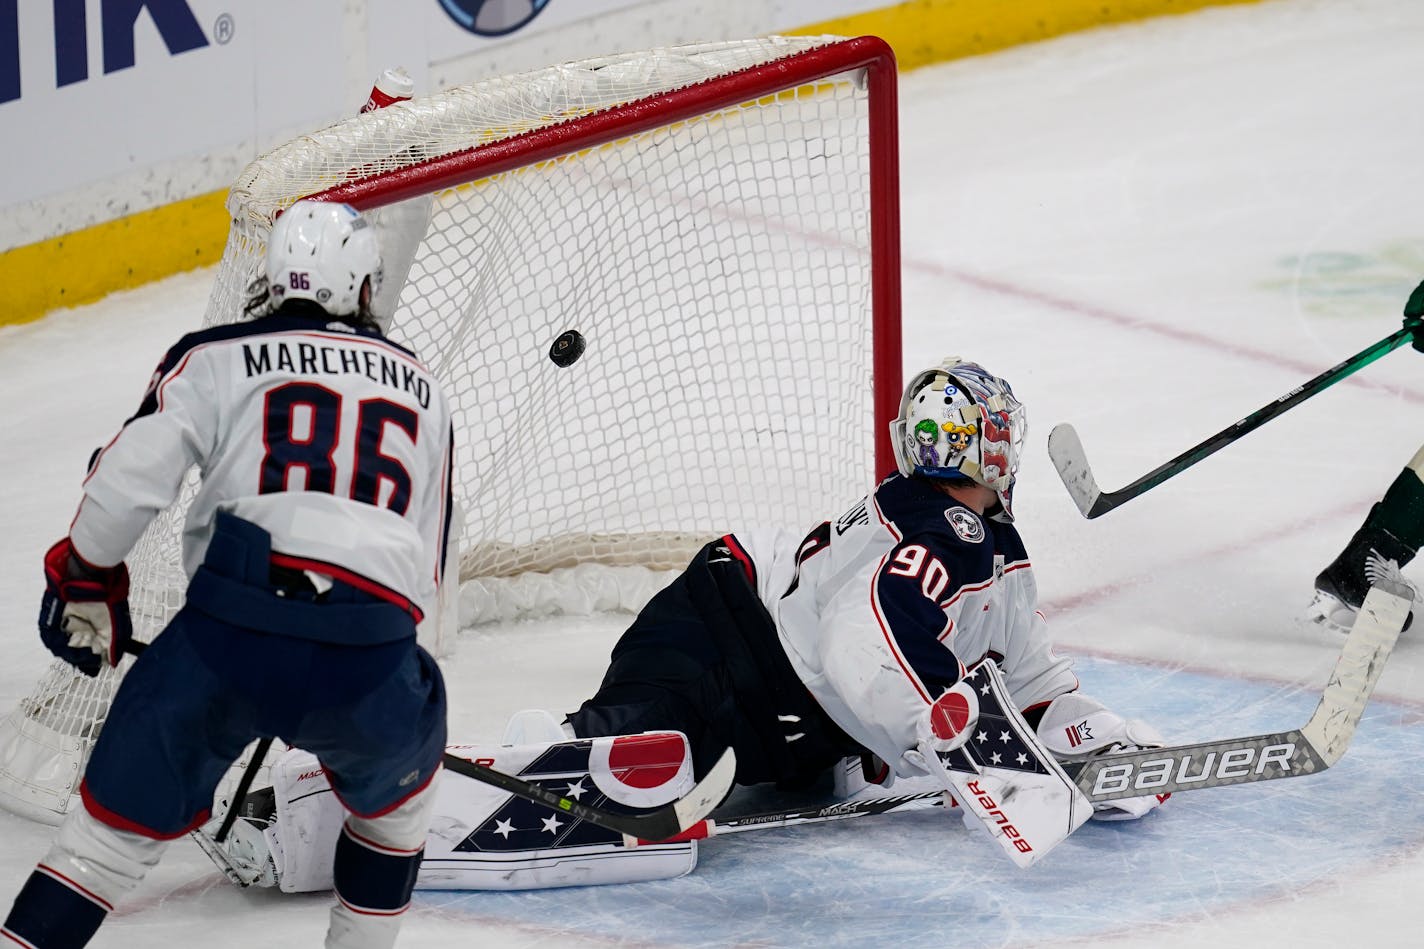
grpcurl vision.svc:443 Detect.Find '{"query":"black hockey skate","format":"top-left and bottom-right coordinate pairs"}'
top-left (1310, 523), bottom-right (1415, 632)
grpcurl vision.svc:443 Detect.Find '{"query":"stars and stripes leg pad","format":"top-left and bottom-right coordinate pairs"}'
top-left (416, 729), bottom-right (700, 890)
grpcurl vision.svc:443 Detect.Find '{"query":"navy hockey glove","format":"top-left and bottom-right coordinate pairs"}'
top-left (39, 538), bottom-right (133, 677)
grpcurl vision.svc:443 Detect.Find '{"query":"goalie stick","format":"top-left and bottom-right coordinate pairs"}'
top-left (1049, 325), bottom-right (1416, 519)
top-left (645, 580), bottom-right (1411, 846)
top-left (1066, 581), bottom-right (1411, 801)
top-left (645, 789), bottom-right (948, 844)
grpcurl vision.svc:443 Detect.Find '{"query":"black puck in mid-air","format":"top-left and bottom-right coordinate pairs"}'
top-left (549, 329), bottom-right (586, 367)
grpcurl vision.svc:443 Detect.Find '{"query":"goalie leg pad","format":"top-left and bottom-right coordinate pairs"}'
top-left (253, 733), bottom-right (699, 893)
top-left (908, 660), bottom-right (1092, 868)
top-left (422, 730), bottom-right (697, 890)
top-left (251, 748), bottom-right (347, 893)
top-left (254, 747), bottom-right (440, 894)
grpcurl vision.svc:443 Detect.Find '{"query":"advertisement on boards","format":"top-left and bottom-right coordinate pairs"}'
top-left (2, 0), bottom-right (893, 245)
top-left (1, 0), bottom-right (348, 212)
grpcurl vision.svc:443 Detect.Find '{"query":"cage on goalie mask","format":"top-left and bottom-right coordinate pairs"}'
top-left (890, 358), bottom-right (1026, 520)
top-left (265, 200), bottom-right (384, 318)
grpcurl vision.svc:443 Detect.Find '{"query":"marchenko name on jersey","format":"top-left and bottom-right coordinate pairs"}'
top-left (241, 338), bottom-right (433, 408)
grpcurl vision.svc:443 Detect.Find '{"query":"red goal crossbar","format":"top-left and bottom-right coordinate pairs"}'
top-left (312, 36), bottom-right (903, 476)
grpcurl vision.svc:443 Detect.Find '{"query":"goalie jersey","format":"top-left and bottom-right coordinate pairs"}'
top-left (69, 312), bottom-right (454, 620)
top-left (736, 473), bottom-right (1078, 779)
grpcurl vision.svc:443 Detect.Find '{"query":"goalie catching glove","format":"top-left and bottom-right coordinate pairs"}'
top-left (39, 538), bottom-right (132, 677)
top-left (1036, 691), bottom-right (1169, 821)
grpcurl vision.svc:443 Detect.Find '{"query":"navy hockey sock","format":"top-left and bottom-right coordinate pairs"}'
top-left (2, 866), bottom-right (110, 948)
top-left (1374, 470), bottom-right (1424, 557)
top-left (332, 827), bottom-right (422, 917)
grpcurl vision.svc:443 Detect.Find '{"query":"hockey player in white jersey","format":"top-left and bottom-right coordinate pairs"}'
top-left (567, 358), bottom-right (1167, 861)
top-left (2, 200), bottom-right (454, 949)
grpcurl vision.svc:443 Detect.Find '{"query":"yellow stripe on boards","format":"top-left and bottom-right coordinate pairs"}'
top-left (0, 190), bottom-right (228, 327)
top-left (790, 0), bottom-right (1271, 72)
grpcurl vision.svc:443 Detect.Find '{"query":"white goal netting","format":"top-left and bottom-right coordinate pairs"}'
top-left (0, 35), bottom-right (902, 823)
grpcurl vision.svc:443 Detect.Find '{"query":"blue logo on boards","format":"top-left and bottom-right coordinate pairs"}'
top-left (2, 0), bottom-right (209, 105)
top-left (437, 0), bottom-right (551, 37)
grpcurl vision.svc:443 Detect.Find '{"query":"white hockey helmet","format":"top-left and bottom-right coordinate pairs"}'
top-left (890, 358), bottom-right (1027, 520)
top-left (265, 200), bottom-right (383, 318)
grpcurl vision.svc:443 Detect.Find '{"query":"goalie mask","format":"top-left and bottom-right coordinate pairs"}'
top-left (265, 200), bottom-right (383, 319)
top-left (890, 358), bottom-right (1026, 520)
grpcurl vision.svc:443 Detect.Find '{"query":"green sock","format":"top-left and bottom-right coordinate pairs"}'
top-left (1366, 467), bottom-right (1424, 558)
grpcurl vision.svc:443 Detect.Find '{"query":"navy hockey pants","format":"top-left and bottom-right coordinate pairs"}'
top-left (566, 535), bottom-right (861, 789)
top-left (82, 513), bottom-right (446, 838)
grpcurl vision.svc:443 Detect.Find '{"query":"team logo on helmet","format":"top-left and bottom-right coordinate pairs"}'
top-left (945, 506), bottom-right (985, 543)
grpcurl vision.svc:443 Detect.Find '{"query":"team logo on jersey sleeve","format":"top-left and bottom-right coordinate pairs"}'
top-left (945, 506), bottom-right (985, 543)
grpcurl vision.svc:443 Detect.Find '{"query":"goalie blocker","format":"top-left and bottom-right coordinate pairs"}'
top-left (908, 659), bottom-right (1092, 867)
top-left (223, 718), bottom-right (699, 892)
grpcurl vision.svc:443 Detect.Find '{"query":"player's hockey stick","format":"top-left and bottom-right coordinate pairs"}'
top-left (1067, 581), bottom-right (1411, 801)
top-left (1048, 326), bottom-right (1416, 519)
top-left (122, 641), bottom-right (734, 845)
top-left (440, 746), bottom-right (737, 843)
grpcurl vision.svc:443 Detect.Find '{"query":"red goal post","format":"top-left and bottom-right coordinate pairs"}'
top-left (0, 35), bottom-right (903, 823)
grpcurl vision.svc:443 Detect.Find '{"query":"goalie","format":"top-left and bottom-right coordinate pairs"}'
top-left (220, 358), bottom-right (1167, 894)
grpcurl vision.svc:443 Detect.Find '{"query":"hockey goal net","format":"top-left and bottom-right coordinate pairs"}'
top-left (0, 35), bottom-right (902, 822)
